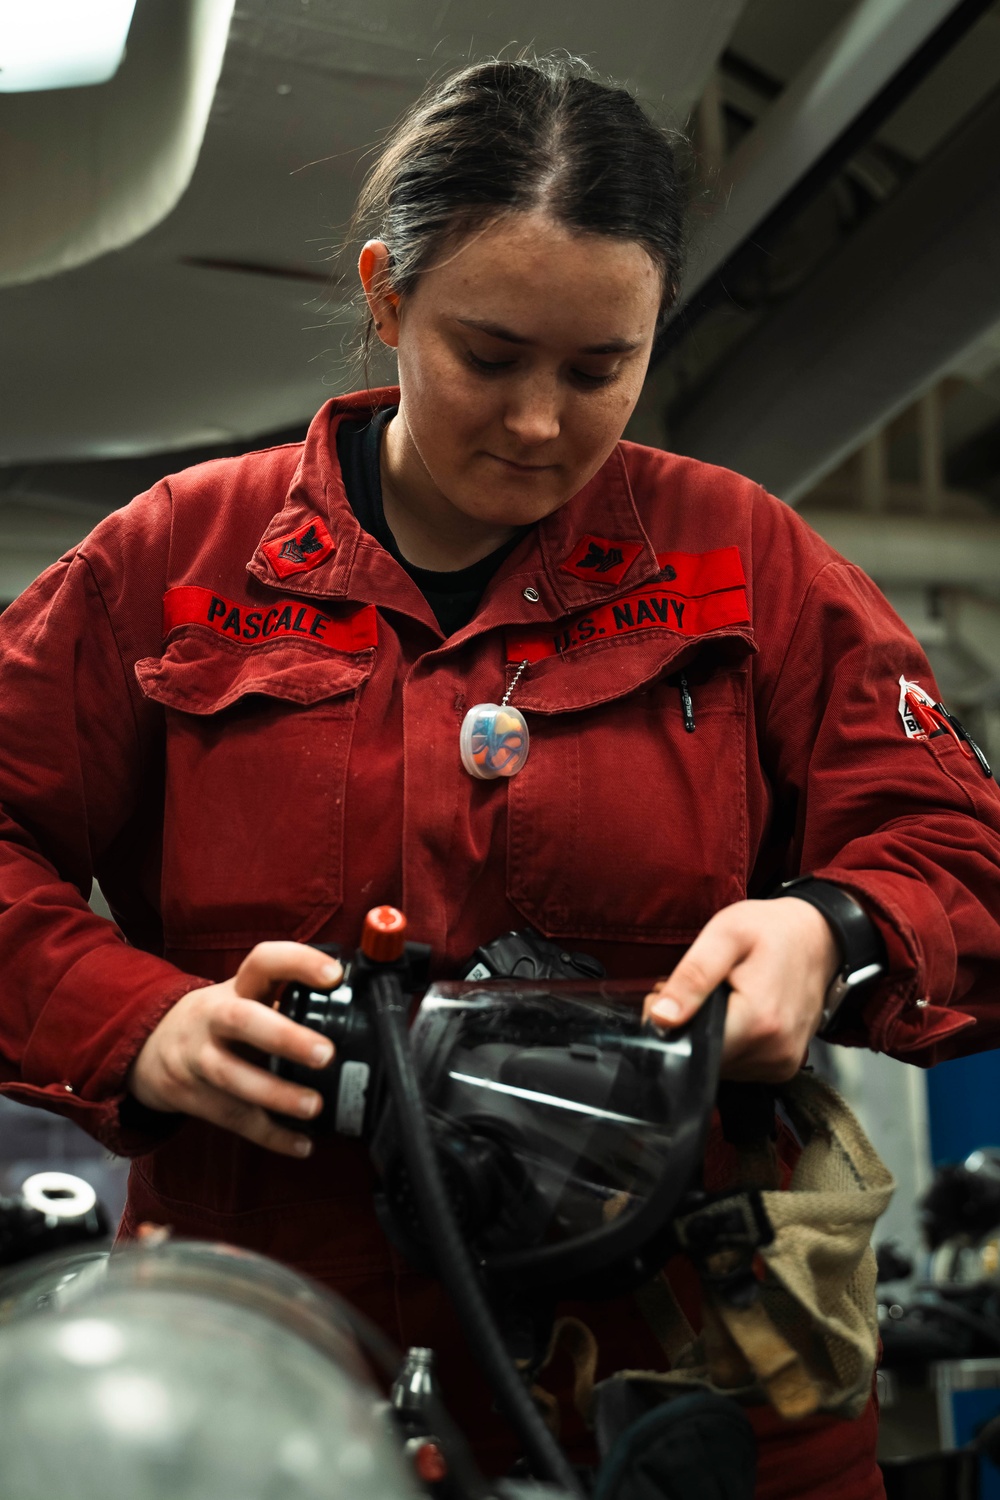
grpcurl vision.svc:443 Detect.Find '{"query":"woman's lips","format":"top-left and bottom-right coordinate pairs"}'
top-left (488, 454), bottom-right (554, 473)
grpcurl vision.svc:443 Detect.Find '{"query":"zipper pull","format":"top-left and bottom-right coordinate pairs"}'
top-left (679, 673), bottom-right (696, 733)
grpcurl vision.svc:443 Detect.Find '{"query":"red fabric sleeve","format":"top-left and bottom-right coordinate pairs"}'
top-left (0, 485), bottom-right (204, 1154)
top-left (753, 513), bottom-right (1000, 1066)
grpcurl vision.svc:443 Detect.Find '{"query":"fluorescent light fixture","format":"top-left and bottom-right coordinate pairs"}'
top-left (0, 0), bottom-right (138, 93)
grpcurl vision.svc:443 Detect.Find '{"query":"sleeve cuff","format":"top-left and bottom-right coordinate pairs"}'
top-left (11, 942), bottom-right (207, 1154)
top-left (808, 865), bottom-right (975, 1059)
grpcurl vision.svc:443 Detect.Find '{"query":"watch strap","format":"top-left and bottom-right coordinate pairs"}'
top-left (771, 877), bottom-right (886, 1036)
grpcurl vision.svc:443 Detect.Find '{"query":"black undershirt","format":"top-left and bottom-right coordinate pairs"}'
top-left (336, 407), bottom-right (526, 636)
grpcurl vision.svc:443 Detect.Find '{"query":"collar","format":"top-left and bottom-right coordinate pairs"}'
top-left (534, 443), bottom-right (661, 614)
top-left (246, 388), bottom-right (665, 633)
top-left (246, 388), bottom-right (392, 604)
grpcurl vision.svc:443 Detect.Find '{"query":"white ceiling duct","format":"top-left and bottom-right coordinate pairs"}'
top-left (0, 0), bottom-right (137, 93)
top-left (0, 0), bottom-right (754, 462)
top-left (0, 0), bottom-right (235, 287)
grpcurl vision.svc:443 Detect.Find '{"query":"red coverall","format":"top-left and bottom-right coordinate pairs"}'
top-left (2, 389), bottom-right (1000, 1497)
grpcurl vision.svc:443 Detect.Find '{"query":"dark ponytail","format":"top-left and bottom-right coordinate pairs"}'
top-left (349, 55), bottom-right (686, 362)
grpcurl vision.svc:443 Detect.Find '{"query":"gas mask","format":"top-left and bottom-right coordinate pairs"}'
top-left (271, 913), bottom-right (726, 1301)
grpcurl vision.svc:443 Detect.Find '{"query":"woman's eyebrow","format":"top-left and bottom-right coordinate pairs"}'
top-left (455, 317), bottom-right (641, 355)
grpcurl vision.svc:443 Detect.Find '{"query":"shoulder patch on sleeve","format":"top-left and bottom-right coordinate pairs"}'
top-left (898, 676), bottom-right (935, 741)
top-left (898, 675), bottom-right (992, 776)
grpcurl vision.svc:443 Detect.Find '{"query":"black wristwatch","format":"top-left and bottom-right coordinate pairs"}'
top-left (772, 876), bottom-right (887, 1035)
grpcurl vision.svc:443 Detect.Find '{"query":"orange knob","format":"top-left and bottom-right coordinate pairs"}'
top-left (412, 1441), bottom-right (448, 1484)
top-left (361, 905), bottom-right (407, 962)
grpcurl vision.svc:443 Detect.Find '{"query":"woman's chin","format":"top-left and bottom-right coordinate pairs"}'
top-left (454, 474), bottom-right (571, 529)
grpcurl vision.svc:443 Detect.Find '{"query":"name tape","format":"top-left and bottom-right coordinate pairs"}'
top-left (509, 548), bottom-right (749, 662)
top-left (163, 586), bottom-right (378, 652)
top-left (653, 546), bottom-right (746, 596)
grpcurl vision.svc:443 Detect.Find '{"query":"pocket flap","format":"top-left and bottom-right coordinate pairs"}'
top-left (136, 633), bottom-right (374, 714)
top-left (506, 626), bottom-right (756, 714)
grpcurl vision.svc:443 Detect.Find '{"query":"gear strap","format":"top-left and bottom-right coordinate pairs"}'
top-left (707, 1286), bottom-right (819, 1417)
top-left (528, 1314), bottom-right (601, 1434)
top-left (633, 1277), bottom-right (696, 1367)
top-left (669, 1190), bottom-right (821, 1418)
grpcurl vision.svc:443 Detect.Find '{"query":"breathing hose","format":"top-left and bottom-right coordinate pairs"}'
top-left (369, 970), bottom-right (586, 1498)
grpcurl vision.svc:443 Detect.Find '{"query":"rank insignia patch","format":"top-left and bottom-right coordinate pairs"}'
top-left (262, 516), bottom-right (335, 579)
top-left (560, 534), bottom-right (644, 585)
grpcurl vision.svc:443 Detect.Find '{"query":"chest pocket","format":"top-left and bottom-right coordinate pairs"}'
top-left (506, 632), bottom-right (754, 945)
top-left (136, 632), bottom-right (374, 950)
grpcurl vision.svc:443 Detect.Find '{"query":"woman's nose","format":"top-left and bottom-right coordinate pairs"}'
top-left (502, 378), bottom-right (561, 448)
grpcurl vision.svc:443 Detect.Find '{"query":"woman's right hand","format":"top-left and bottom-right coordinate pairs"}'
top-left (126, 941), bottom-right (344, 1157)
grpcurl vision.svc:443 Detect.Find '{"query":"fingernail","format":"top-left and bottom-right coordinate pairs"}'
top-left (311, 1040), bottom-right (334, 1067)
top-left (299, 1093), bottom-right (320, 1118)
top-left (651, 997), bottom-right (681, 1025)
top-left (320, 963), bottom-right (340, 985)
top-left (293, 1137), bottom-right (313, 1157)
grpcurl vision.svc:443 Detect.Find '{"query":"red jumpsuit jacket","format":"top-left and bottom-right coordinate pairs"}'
top-left (3, 390), bottom-right (1000, 1497)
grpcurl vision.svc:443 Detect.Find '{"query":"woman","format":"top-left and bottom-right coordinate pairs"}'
top-left (1, 57), bottom-right (999, 1499)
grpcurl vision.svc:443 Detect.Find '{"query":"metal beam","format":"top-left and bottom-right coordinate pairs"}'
top-left (670, 88), bottom-right (1000, 500)
top-left (802, 511), bottom-right (1000, 586)
top-left (678, 0), bottom-right (990, 309)
top-left (944, 590), bottom-right (1000, 682)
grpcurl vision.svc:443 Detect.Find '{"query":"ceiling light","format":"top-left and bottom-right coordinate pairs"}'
top-left (0, 0), bottom-right (138, 93)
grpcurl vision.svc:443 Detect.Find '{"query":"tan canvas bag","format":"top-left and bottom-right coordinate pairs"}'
top-left (561, 1071), bottom-right (896, 1426)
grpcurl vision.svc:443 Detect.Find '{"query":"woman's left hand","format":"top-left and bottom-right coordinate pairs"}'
top-left (642, 898), bottom-right (840, 1082)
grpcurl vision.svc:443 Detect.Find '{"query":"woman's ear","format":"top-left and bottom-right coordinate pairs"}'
top-left (358, 240), bottom-right (400, 348)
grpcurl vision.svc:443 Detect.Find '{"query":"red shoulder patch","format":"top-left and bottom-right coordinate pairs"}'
top-left (262, 515), bottom-right (335, 579)
top-left (560, 534), bottom-right (644, 585)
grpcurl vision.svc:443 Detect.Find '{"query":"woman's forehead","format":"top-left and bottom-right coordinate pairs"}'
top-left (414, 211), bottom-right (662, 341)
